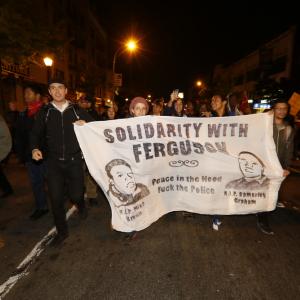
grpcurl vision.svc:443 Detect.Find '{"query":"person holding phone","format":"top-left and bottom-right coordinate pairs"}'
top-left (164, 89), bottom-right (186, 117)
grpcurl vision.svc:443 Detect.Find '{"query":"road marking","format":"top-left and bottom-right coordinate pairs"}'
top-left (0, 206), bottom-right (76, 299)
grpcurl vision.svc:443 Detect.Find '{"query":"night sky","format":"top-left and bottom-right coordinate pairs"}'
top-left (93, 1), bottom-right (298, 99)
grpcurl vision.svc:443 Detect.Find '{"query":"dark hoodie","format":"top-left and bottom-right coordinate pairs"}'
top-left (30, 102), bottom-right (93, 160)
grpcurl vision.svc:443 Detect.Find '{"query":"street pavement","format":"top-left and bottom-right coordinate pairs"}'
top-left (0, 158), bottom-right (300, 300)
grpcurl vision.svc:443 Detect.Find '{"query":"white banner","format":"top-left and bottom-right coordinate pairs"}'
top-left (75, 113), bottom-right (284, 232)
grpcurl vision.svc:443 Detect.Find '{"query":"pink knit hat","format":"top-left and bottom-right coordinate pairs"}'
top-left (129, 97), bottom-right (149, 115)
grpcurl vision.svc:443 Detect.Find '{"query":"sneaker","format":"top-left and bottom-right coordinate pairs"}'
top-left (50, 233), bottom-right (68, 247)
top-left (212, 217), bottom-right (222, 231)
top-left (276, 202), bottom-right (285, 208)
top-left (29, 209), bottom-right (49, 220)
top-left (257, 219), bottom-right (274, 235)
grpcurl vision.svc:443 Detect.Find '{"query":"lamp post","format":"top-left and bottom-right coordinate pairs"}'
top-left (112, 39), bottom-right (137, 74)
top-left (43, 57), bottom-right (53, 84)
top-left (112, 39), bottom-right (138, 99)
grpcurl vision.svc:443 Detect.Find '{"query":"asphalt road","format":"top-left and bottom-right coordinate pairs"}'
top-left (0, 160), bottom-right (300, 300)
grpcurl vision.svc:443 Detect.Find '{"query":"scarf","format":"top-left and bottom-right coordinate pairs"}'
top-left (27, 100), bottom-right (43, 117)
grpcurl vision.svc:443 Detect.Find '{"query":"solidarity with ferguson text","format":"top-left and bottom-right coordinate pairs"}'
top-left (103, 121), bottom-right (249, 162)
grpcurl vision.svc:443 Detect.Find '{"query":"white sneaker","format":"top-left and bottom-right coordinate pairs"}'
top-left (212, 217), bottom-right (222, 231)
top-left (213, 223), bottom-right (219, 231)
top-left (277, 202), bottom-right (285, 208)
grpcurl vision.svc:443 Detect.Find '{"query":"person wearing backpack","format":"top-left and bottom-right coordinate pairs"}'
top-left (30, 78), bottom-right (94, 246)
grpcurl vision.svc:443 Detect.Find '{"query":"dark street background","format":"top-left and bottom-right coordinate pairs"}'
top-left (94, 1), bottom-right (300, 97)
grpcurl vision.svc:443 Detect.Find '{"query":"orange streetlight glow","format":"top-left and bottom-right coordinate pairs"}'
top-left (126, 39), bottom-right (137, 52)
top-left (43, 57), bottom-right (53, 67)
top-left (113, 38), bottom-right (139, 74)
top-left (196, 80), bottom-right (202, 87)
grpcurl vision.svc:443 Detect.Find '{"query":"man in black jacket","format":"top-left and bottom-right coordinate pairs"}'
top-left (30, 79), bottom-right (93, 246)
top-left (16, 85), bottom-right (48, 220)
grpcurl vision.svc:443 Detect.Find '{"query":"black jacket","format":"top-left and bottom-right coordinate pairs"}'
top-left (15, 109), bottom-right (38, 163)
top-left (30, 102), bottom-right (94, 160)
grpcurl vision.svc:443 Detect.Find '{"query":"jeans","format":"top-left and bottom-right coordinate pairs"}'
top-left (26, 160), bottom-right (47, 210)
top-left (46, 158), bottom-right (85, 235)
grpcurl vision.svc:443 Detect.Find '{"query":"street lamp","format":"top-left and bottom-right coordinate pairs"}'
top-left (112, 39), bottom-right (138, 99)
top-left (126, 40), bottom-right (137, 52)
top-left (43, 57), bottom-right (53, 83)
top-left (196, 80), bottom-right (202, 87)
top-left (112, 39), bottom-right (138, 74)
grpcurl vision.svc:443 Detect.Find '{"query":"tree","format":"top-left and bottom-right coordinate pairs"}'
top-left (0, 0), bottom-right (64, 64)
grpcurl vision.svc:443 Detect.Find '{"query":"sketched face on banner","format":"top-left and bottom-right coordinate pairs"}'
top-left (238, 152), bottom-right (264, 179)
top-left (106, 159), bottom-right (136, 195)
top-left (225, 151), bottom-right (270, 190)
top-left (111, 164), bottom-right (136, 194)
top-left (105, 159), bottom-right (150, 208)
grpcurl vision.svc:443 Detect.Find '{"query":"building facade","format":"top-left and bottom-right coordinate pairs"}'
top-left (0, 0), bottom-right (109, 113)
top-left (212, 26), bottom-right (299, 102)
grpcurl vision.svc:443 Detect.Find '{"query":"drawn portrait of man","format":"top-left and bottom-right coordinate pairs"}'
top-left (225, 151), bottom-right (270, 190)
top-left (105, 159), bottom-right (150, 207)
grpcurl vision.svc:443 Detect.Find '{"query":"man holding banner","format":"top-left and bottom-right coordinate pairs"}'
top-left (31, 79), bottom-right (93, 246)
top-left (256, 100), bottom-right (294, 234)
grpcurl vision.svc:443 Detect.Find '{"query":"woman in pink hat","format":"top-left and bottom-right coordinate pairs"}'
top-left (129, 97), bottom-right (149, 117)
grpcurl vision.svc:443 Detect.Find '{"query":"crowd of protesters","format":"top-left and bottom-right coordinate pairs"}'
top-left (0, 79), bottom-right (299, 246)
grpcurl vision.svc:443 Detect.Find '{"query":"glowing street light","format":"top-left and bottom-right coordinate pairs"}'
top-left (44, 56), bottom-right (53, 83)
top-left (196, 80), bottom-right (202, 87)
top-left (43, 57), bottom-right (53, 67)
top-left (112, 38), bottom-right (139, 74)
top-left (126, 40), bottom-right (137, 52)
top-left (112, 38), bottom-right (139, 100)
